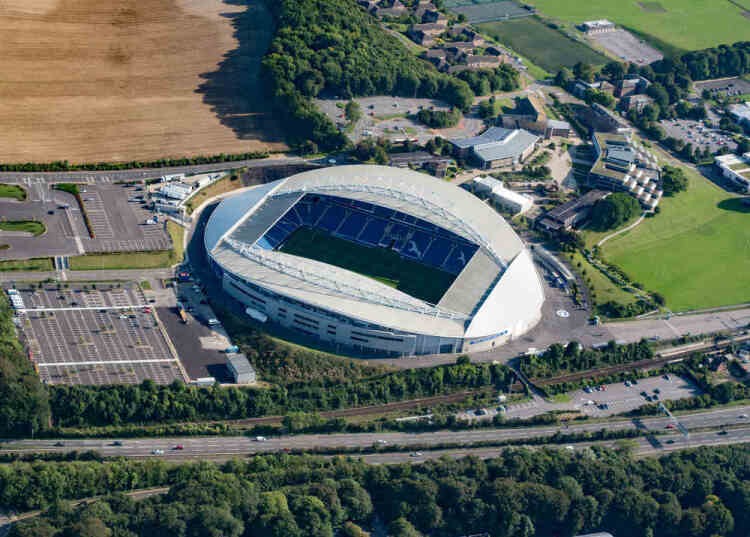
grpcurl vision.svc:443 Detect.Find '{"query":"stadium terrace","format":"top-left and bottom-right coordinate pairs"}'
top-left (204, 165), bottom-right (544, 356)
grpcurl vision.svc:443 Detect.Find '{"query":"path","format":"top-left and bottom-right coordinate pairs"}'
top-left (596, 212), bottom-right (647, 247)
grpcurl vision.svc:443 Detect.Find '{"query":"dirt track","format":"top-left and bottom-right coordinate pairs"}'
top-left (0, 0), bottom-right (286, 163)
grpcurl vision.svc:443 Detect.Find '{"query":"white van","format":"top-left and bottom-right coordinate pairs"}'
top-left (207, 318), bottom-right (220, 326)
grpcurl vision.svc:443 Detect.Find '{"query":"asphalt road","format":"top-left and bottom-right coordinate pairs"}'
top-left (3, 405), bottom-right (748, 460)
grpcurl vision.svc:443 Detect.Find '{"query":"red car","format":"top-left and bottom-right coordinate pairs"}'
top-left (173, 445), bottom-right (184, 450)
top-left (665, 424), bottom-right (675, 429)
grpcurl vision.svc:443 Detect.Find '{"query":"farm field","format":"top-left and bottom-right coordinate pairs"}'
top-left (526, 0), bottom-right (749, 53)
top-left (0, 0), bottom-right (286, 164)
top-left (477, 17), bottom-right (609, 73)
top-left (280, 227), bottom-right (457, 304)
top-left (599, 165), bottom-right (750, 312)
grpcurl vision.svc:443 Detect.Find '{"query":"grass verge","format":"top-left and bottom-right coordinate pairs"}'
top-left (566, 251), bottom-right (636, 310)
top-left (0, 258), bottom-right (54, 272)
top-left (0, 184), bottom-right (26, 201)
top-left (184, 175), bottom-right (243, 215)
top-left (0, 220), bottom-right (46, 236)
top-left (166, 221), bottom-right (185, 264)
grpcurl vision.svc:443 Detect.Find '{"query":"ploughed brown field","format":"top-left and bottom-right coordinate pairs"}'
top-left (0, 0), bottom-right (286, 163)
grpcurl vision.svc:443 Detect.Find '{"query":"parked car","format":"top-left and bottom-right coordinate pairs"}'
top-left (112, 441), bottom-right (123, 446)
top-left (152, 449), bottom-right (165, 455)
top-left (173, 445), bottom-right (184, 450)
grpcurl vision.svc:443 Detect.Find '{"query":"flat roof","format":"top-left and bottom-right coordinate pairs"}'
top-left (545, 190), bottom-right (608, 222)
top-left (226, 353), bottom-right (254, 375)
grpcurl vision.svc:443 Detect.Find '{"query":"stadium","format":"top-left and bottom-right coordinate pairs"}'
top-left (204, 165), bottom-right (544, 356)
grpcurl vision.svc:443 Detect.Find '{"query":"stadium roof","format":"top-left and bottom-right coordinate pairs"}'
top-left (206, 165), bottom-right (540, 339)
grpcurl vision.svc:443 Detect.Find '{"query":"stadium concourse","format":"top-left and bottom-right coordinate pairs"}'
top-left (204, 165), bottom-right (544, 357)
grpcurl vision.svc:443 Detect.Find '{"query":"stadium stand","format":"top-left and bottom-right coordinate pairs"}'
top-left (256, 193), bottom-right (478, 274)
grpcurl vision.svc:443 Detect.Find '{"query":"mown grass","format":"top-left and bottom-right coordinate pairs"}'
top-left (184, 175), bottom-right (242, 215)
top-left (566, 251), bottom-right (637, 309)
top-left (478, 17), bottom-right (608, 73)
top-left (526, 0), bottom-right (748, 52)
top-left (166, 220), bottom-right (185, 264)
top-left (0, 258), bottom-right (54, 272)
top-left (69, 251), bottom-right (175, 270)
top-left (0, 184), bottom-right (26, 201)
top-left (600, 159), bottom-right (750, 311)
top-left (0, 220), bottom-right (45, 236)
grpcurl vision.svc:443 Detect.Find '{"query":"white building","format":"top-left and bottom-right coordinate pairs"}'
top-left (205, 165), bottom-right (545, 356)
top-left (715, 153), bottom-right (750, 192)
top-left (581, 19), bottom-right (615, 34)
top-left (160, 182), bottom-right (193, 200)
top-left (729, 102), bottom-right (750, 128)
top-left (472, 176), bottom-right (534, 214)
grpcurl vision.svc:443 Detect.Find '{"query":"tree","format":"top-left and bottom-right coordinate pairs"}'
top-left (388, 518), bottom-right (422, 537)
top-left (344, 101), bottom-right (362, 124)
top-left (736, 137), bottom-right (750, 155)
top-left (661, 166), bottom-right (689, 196)
top-left (555, 67), bottom-right (573, 89)
top-left (573, 62), bottom-right (594, 83)
top-left (589, 193), bottom-right (641, 231)
top-left (602, 61), bottom-right (625, 81)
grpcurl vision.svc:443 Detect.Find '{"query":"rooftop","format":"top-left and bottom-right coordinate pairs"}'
top-left (545, 190), bottom-right (608, 222)
top-left (472, 129), bottom-right (539, 163)
top-left (730, 102), bottom-right (750, 122)
top-left (450, 126), bottom-right (516, 149)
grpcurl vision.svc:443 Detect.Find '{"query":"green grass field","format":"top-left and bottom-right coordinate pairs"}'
top-left (279, 227), bottom-right (457, 304)
top-left (526, 0), bottom-right (749, 53)
top-left (599, 165), bottom-right (750, 312)
top-left (0, 184), bottom-right (26, 201)
top-left (478, 17), bottom-right (609, 73)
top-left (0, 220), bottom-right (45, 236)
top-left (69, 250), bottom-right (175, 270)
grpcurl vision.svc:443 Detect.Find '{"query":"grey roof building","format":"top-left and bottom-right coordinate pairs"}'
top-left (450, 127), bottom-right (539, 169)
top-left (226, 353), bottom-right (256, 384)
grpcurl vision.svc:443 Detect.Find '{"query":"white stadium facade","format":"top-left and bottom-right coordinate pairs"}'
top-left (204, 165), bottom-right (544, 356)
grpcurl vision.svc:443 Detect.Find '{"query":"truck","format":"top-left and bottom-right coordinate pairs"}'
top-left (179, 309), bottom-right (189, 324)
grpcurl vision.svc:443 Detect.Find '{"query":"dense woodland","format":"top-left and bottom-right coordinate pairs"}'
top-left (0, 297), bottom-right (50, 437)
top-left (260, 0), bottom-right (518, 151)
top-left (8, 445), bottom-right (750, 537)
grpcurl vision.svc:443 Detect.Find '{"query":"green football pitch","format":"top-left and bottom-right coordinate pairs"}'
top-left (527, 0), bottom-right (749, 53)
top-left (599, 159), bottom-right (750, 312)
top-left (279, 227), bottom-right (457, 304)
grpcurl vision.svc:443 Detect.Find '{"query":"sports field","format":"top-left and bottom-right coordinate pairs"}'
top-left (526, 0), bottom-right (749, 52)
top-left (599, 165), bottom-right (750, 312)
top-left (477, 17), bottom-right (609, 73)
top-left (279, 227), bottom-right (457, 305)
top-left (0, 0), bottom-right (286, 164)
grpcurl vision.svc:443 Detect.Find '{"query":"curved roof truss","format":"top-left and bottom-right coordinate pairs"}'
top-left (273, 181), bottom-right (507, 269)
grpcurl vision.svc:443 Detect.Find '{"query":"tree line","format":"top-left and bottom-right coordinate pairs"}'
top-left (0, 152), bottom-right (268, 172)
top-left (48, 361), bottom-right (516, 428)
top-left (520, 340), bottom-right (654, 379)
top-left (10, 444), bottom-right (750, 537)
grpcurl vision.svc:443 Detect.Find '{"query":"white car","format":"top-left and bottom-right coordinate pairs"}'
top-left (151, 449), bottom-right (165, 455)
top-left (207, 318), bottom-right (220, 326)
top-left (376, 439), bottom-right (387, 445)
top-left (255, 436), bottom-right (267, 442)
top-left (410, 452), bottom-right (422, 457)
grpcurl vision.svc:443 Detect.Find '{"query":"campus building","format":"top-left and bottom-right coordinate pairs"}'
top-left (715, 152), bottom-right (750, 192)
top-left (589, 132), bottom-right (662, 209)
top-left (470, 175), bottom-right (534, 214)
top-left (499, 95), bottom-right (572, 139)
top-left (204, 165), bottom-right (545, 356)
top-left (535, 189), bottom-right (608, 232)
top-left (729, 102), bottom-right (750, 129)
top-left (450, 127), bottom-right (539, 169)
top-left (580, 19), bottom-right (616, 35)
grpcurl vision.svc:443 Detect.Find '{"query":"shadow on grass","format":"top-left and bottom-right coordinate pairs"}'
top-left (195, 0), bottom-right (285, 143)
top-left (717, 197), bottom-right (750, 213)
